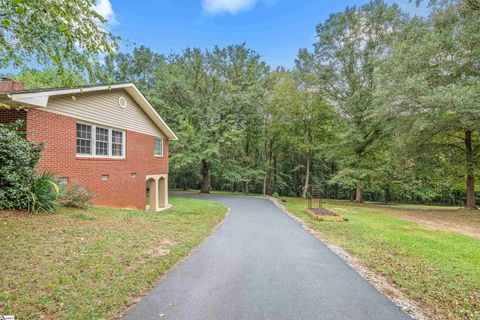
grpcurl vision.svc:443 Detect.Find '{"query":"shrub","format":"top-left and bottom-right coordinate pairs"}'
top-left (59, 185), bottom-right (94, 209)
top-left (0, 121), bottom-right (42, 210)
top-left (272, 192), bottom-right (280, 198)
top-left (29, 172), bottom-right (60, 213)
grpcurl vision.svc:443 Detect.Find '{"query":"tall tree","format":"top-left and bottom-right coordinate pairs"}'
top-left (267, 72), bottom-right (336, 198)
top-left (101, 46), bottom-right (164, 89)
top-left (302, 0), bottom-right (404, 202)
top-left (378, 3), bottom-right (480, 208)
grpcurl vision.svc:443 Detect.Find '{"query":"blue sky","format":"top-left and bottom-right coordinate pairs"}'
top-left (106, 0), bottom-right (429, 69)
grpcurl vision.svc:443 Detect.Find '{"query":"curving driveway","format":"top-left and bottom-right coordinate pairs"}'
top-left (123, 195), bottom-right (411, 320)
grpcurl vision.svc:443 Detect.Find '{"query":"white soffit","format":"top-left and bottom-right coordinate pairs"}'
top-left (7, 83), bottom-right (178, 140)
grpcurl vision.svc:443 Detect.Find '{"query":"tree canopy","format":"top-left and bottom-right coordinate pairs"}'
top-left (4, 0), bottom-right (479, 208)
top-left (0, 0), bottom-right (118, 82)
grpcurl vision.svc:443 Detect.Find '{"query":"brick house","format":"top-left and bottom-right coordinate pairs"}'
top-left (0, 78), bottom-right (178, 211)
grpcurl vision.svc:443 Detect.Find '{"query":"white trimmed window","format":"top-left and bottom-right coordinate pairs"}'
top-left (111, 130), bottom-right (124, 157)
top-left (76, 122), bottom-right (125, 158)
top-left (154, 138), bottom-right (163, 157)
top-left (95, 127), bottom-right (109, 156)
top-left (76, 123), bottom-right (92, 155)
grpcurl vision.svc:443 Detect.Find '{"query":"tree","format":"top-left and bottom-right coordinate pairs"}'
top-left (10, 67), bottom-right (86, 88)
top-left (101, 46), bottom-right (164, 89)
top-left (378, 3), bottom-right (480, 208)
top-left (302, 0), bottom-right (404, 202)
top-left (268, 72), bottom-right (336, 199)
top-left (416, 0), bottom-right (480, 12)
top-left (0, 0), bottom-right (118, 82)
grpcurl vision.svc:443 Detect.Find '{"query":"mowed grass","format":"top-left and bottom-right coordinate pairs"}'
top-left (282, 197), bottom-right (480, 320)
top-left (0, 196), bottom-right (227, 320)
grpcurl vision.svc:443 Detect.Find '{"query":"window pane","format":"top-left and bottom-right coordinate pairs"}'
top-left (154, 138), bottom-right (163, 156)
top-left (96, 127), bottom-right (109, 156)
top-left (111, 130), bottom-right (123, 156)
top-left (112, 144), bottom-right (122, 156)
top-left (112, 130), bottom-right (123, 144)
top-left (76, 123), bottom-right (92, 155)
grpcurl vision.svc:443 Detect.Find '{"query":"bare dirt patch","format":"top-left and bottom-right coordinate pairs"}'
top-left (323, 200), bottom-right (480, 239)
top-left (376, 207), bottom-right (480, 239)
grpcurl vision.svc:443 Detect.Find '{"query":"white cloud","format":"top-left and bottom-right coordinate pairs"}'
top-left (202, 0), bottom-right (258, 15)
top-left (94, 0), bottom-right (117, 24)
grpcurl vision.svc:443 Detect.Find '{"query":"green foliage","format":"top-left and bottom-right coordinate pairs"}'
top-left (10, 67), bottom-right (86, 89)
top-left (300, 0), bottom-right (404, 201)
top-left (0, 0), bottom-right (118, 82)
top-left (59, 185), bottom-right (94, 209)
top-left (28, 172), bottom-right (60, 213)
top-left (0, 121), bottom-right (42, 210)
top-left (375, 2), bottom-right (480, 206)
top-left (9, 0), bottom-right (476, 206)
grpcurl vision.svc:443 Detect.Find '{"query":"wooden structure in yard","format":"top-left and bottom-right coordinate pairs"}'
top-left (306, 186), bottom-right (346, 222)
top-left (307, 187), bottom-right (323, 209)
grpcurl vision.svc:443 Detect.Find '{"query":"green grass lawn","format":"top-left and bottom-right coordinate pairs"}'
top-left (0, 196), bottom-right (227, 320)
top-left (282, 197), bottom-right (480, 320)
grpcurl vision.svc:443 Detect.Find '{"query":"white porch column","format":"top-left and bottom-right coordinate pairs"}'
top-left (148, 178), bottom-right (158, 212)
top-left (146, 174), bottom-right (169, 211)
top-left (159, 176), bottom-right (168, 208)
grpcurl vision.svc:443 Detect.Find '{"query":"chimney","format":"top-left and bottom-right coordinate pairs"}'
top-left (0, 78), bottom-right (24, 93)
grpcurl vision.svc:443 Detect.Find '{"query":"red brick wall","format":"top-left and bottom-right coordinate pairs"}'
top-left (26, 109), bottom-right (169, 210)
top-left (0, 109), bottom-right (27, 125)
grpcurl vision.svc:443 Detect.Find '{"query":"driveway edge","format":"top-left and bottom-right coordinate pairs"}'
top-left (119, 206), bottom-right (231, 319)
top-left (266, 196), bottom-right (432, 320)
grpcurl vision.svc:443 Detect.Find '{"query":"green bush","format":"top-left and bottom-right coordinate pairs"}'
top-left (272, 192), bottom-right (280, 198)
top-left (29, 172), bottom-right (60, 213)
top-left (0, 121), bottom-right (42, 210)
top-left (59, 185), bottom-right (94, 209)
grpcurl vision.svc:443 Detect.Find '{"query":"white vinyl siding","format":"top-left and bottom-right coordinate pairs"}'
top-left (154, 138), bottom-right (163, 157)
top-left (45, 89), bottom-right (165, 138)
top-left (76, 122), bottom-right (125, 158)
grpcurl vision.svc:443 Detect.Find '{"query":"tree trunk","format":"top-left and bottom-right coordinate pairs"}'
top-left (200, 159), bottom-right (211, 194)
top-left (355, 183), bottom-right (363, 203)
top-left (465, 130), bottom-right (476, 209)
top-left (301, 151), bottom-right (311, 199)
top-left (384, 186), bottom-right (389, 205)
top-left (262, 174), bottom-right (267, 196)
top-left (243, 180), bottom-right (249, 194)
top-left (263, 139), bottom-right (274, 196)
top-left (262, 168), bottom-right (272, 196)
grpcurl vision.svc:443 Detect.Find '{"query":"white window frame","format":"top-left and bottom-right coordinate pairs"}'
top-left (154, 137), bottom-right (164, 157)
top-left (76, 123), bottom-right (93, 156)
top-left (76, 121), bottom-right (126, 159)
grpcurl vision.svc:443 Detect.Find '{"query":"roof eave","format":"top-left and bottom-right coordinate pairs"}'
top-left (2, 83), bottom-right (178, 141)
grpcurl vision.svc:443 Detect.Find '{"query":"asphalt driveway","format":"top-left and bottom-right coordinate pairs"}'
top-left (123, 194), bottom-right (411, 320)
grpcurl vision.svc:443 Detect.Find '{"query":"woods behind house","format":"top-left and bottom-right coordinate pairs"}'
top-left (10, 1), bottom-right (480, 208)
